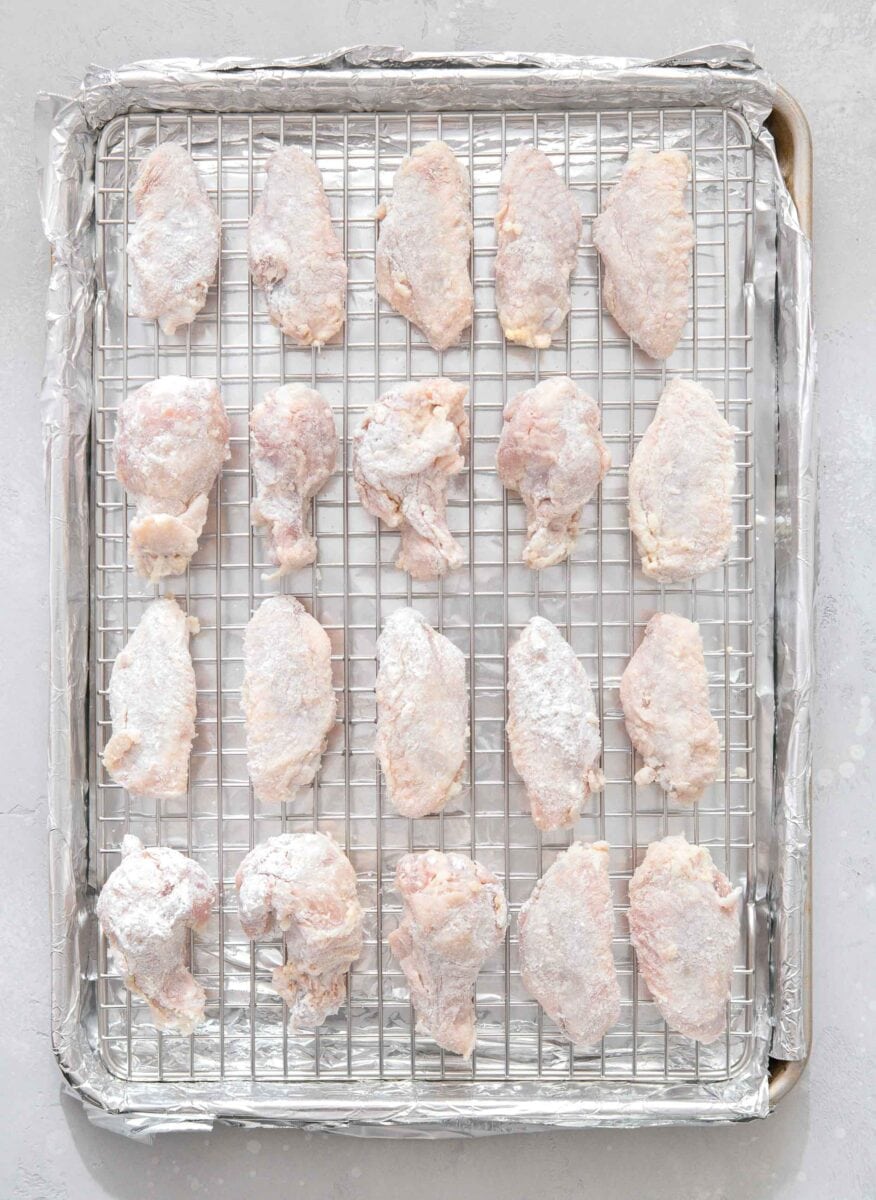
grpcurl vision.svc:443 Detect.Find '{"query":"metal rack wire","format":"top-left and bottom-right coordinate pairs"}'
top-left (92, 105), bottom-right (756, 1085)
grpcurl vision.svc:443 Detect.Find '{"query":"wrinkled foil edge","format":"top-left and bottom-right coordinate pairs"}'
top-left (36, 45), bottom-right (810, 1137)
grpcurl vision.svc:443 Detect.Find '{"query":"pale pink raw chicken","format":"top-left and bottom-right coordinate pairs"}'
top-left (97, 835), bottom-right (218, 1032)
top-left (629, 378), bottom-right (736, 583)
top-left (250, 383), bottom-right (338, 578)
top-left (628, 834), bottom-right (741, 1043)
top-left (619, 613), bottom-right (720, 803)
top-left (592, 149), bottom-right (694, 360)
top-left (248, 146), bottom-right (347, 347)
top-left (235, 832), bottom-right (363, 1028)
top-left (376, 140), bottom-right (473, 351)
top-left (495, 146), bottom-right (582, 348)
top-left (352, 377), bottom-right (469, 579)
top-left (518, 841), bottom-right (620, 1046)
top-left (376, 607), bottom-right (468, 818)
top-left (102, 596), bottom-right (199, 801)
top-left (127, 143), bottom-right (221, 334)
top-left (507, 616), bottom-right (603, 830)
top-left (242, 597), bottom-right (337, 804)
top-left (388, 851), bottom-right (508, 1057)
top-left (497, 376), bottom-right (611, 569)
top-left (114, 376), bottom-right (230, 582)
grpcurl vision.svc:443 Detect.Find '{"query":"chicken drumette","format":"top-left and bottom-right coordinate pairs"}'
top-left (235, 832), bottom-right (363, 1028)
top-left (127, 143), bottom-right (221, 335)
top-left (352, 377), bottom-right (469, 579)
top-left (114, 376), bottom-right (230, 582)
top-left (250, 384), bottom-right (338, 578)
top-left (97, 835), bottom-right (218, 1033)
top-left (497, 376), bottom-right (611, 569)
top-left (102, 596), bottom-right (199, 801)
top-left (388, 851), bottom-right (508, 1058)
top-left (242, 597), bottom-right (337, 804)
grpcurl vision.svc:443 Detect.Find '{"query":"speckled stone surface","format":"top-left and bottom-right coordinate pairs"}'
top-left (2, 4), bottom-right (874, 1197)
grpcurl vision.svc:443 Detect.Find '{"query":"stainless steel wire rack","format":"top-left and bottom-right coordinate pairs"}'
top-left (91, 104), bottom-right (757, 1087)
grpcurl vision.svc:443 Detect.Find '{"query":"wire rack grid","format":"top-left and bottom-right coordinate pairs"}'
top-left (91, 104), bottom-right (757, 1087)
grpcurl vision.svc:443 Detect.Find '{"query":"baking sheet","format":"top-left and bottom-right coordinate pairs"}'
top-left (37, 45), bottom-right (814, 1135)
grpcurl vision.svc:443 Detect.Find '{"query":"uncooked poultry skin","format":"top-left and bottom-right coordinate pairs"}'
top-left (250, 384), bottom-right (338, 578)
top-left (127, 143), bottom-right (221, 334)
top-left (388, 851), bottom-right (508, 1058)
top-left (376, 141), bottom-right (473, 351)
top-left (352, 377), bottom-right (469, 579)
top-left (628, 835), bottom-right (740, 1043)
top-left (629, 378), bottom-right (736, 583)
top-left (97, 835), bottom-right (218, 1032)
top-left (235, 832), bottom-right (363, 1028)
top-left (620, 613), bottom-right (720, 802)
top-left (248, 146), bottom-right (347, 346)
top-left (242, 596), bottom-right (336, 804)
top-left (518, 841), bottom-right (620, 1046)
top-left (376, 607), bottom-right (468, 818)
top-left (114, 376), bottom-right (230, 582)
top-left (592, 149), bottom-right (694, 360)
top-left (507, 616), bottom-right (604, 830)
top-left (495, 146), bottom-right (582, 348)
top-left (102, 597), bottom-right (199, 801)
top-left (497, 376), bottom-right (611, 569)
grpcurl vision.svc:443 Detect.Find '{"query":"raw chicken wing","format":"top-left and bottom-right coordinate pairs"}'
top-left (629, 378), bottom-right (736, 582)
top-left (235, 832), bottom-right (363, 1028)
top-left (620, 613), bottom-right (719, 802)
top-left (352, 377), bottom-right (469, 579)
top-left (127, 143), bottom-right (221, 334)
top-left (376, 607), bottom-right (467, 818)
top-left (388, 851), bottom-right (508, 1057)
top-left (518, 842), bottom-right (620, 1046)
top-left (250, 384), bottom-right (338, 577)
top-left (497, 376), bottom-right (611, 569)
top-left (628, 834), bottom-right (740, 1043)
top-left (115, 376), bottom-right (230, 582)
top-left (97, 835), bottom-right (218, 1032)
top-left (102, 597), bottom-right (198, 800)
top-left (495, 146), bottom-right (582, 348)
top-left (507, 616), bottom-right (603, 830)
top-left (248, 146), bottom-right (347, 346)
top-left (242, 597), bottom-right (336, 804)
top-left (376, 141), bottom-right (473, 351)
top-left (592, 149), bottom-right (694, 359)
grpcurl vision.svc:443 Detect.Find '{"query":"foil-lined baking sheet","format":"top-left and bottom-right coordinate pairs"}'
top-left (37, 44), bottom-right (814, 1136)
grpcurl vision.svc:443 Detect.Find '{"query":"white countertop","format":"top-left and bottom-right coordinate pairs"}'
top-left (2, 3), bottom-right (874, 1197)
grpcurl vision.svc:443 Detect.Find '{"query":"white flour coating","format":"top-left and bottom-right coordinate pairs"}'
top-left (241, 596), bottom-right (336, 804)
top-left (628, 834), bottom-right (741, 1043)
top-left (507, 615), bottom-right (604, 830)
top-left (352, 377), bottom-right (469, 579)
top-left (592, 149), bottom-right (694, 360)
top-left (96, 835), bottom-right (218, 1033)
top-left (248, 146), bottom-right (347, 347)
top-left (127, 143), bottom-right (221, 334)
top-left (376, 140), bottom-right (473, 351)
top-left (518, 841), bottom-right (620, 1047)
top-left (629, 378), bottom-right (736, 583)
top-left (249, 383), bottom-right (338, 578)
top-left (114, 376), bottom-right (230, 582)
top-left (235, 832), bottom-right (363, 1029)
top-left (619, 612), bottom-right (720, 803)
top-left (376, 607), bottom-right (468, 817)
top-left (497, 376), bottom-right (611, 569)
top-left (388, 851), bottom-right (508, 1058)
top-left (102, 596), bottom-right (199, 800)
top-left (495, 146), bottom-right (582, 348)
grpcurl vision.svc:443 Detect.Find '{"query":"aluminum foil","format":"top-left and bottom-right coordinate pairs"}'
top-left (37, 44), bottom-right (814, 1137)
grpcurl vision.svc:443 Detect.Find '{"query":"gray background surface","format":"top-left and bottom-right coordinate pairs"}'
top-left (2, 2), bottom-right (874, 1197)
